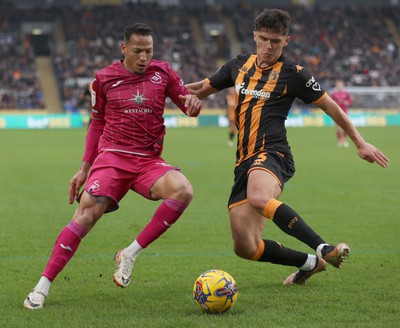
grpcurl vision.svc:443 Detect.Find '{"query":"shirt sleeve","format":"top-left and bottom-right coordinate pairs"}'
top-left (82, 76), bottom-right (105, 164)
top-left (82, 118), bottom-right (104, 164)
top-left (207, 58), bottom-right (236, 91)
top-left (90, 76), bottom-right (105, 120)
top-left (287, 65), bottom-right (326, 104)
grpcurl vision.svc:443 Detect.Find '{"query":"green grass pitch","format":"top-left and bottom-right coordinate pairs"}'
top-left (0, 126), bottom-right (399, 327)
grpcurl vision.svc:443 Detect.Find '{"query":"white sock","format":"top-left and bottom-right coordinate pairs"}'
top-left (299, 254), bottom-right (317, 271)
top-left (316, 243), bottom-right (329, 258)
top-left (123, 240), bottom-right (143, 259)
top-left (34, 276), bottom-right (51, 296)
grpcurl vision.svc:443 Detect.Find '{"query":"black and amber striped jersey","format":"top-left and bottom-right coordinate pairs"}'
top-left (206, 53), bottom-right (327, 165)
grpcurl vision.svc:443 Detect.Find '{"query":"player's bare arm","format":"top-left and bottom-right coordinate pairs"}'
top-left (318, 96), bottom-right (389, 168)
top-left (186, 81), bottom-right (218, 100)
top-left (69, 161), bottom-right (91, 204)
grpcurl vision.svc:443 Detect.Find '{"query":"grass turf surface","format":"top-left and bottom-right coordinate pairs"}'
top-left (0, 126), bottom-right (399, 327)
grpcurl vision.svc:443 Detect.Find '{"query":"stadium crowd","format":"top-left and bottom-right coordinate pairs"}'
top-left (232, 4), bottom-right (399, 88)
top-left (54, 3), bottom-right (219, 111)
top-left (0, 1), bottom-right (399, 110)
top-left (0, 33), bottom-right (45, 109)
top-left (0, 1), bottom-right (54, 109)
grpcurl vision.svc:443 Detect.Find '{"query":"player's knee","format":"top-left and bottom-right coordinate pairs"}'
top-left (73, 197), bottom-right (107, 232)
top-left (247, 194), bottom-right (271, 212)
top-left (233, 246), bottom-right (246, 259)
top-left (154, 171), bottom-right (194, 203)
top-left (232, 241), bottom-right (257, 260)
top-left (181, 184), bottom-right (194, 203)
top-left (72, 213), bottom-right (97, 232)
top-left (171, 182), bottom-right (194, 204)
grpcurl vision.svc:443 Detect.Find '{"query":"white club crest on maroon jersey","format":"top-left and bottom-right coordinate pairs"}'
top-left (150, 72), bottom-right (162, 84)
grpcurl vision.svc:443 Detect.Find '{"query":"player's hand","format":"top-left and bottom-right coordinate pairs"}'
top-left (69, 169), bottom-right (88, 204)
top-left (357, 142), bottom-right (389, 168)
top-left (179, 94), bottom-right (202, 117)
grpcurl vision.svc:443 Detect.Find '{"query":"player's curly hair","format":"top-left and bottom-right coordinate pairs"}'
top-left (254, 9), bottom-right (291, 35)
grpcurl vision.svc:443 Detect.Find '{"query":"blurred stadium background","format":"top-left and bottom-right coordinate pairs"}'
top-left (0, 0), bottom-right (399, 128)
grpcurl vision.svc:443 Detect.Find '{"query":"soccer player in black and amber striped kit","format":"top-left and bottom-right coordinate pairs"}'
top-left (187, 8), bottom-right (389, 285)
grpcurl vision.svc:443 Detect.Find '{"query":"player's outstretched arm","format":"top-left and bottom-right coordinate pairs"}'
top-left (186, 81), bottom-right (218, 100)
top-left (318, 95), bottom-right (389, 168)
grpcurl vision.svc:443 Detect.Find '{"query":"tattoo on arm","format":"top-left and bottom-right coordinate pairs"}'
top-left (93, 195), bottom-right (109, 204)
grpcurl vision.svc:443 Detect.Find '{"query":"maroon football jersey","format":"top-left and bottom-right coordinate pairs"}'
top-left (90, 59), bottom-right (190, 157)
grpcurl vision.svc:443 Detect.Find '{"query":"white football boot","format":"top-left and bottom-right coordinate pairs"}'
top-left (113, 249), bottom-right (135, 288)
top-left (24, 290), bottom-right (46, 310)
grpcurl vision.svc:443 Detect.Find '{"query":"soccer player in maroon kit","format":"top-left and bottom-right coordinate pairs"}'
top-left (187, 9), bottom-right (389, 286)
top-left (24, 23), bottom-right (201, 310)
top-left (331, 79), bottom-right (353, 147)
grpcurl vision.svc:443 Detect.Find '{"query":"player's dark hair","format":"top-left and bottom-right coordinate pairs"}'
top-left (124, 23), bottom-right (153, 42)
top-left (254, 9), bottom-right (291, 35)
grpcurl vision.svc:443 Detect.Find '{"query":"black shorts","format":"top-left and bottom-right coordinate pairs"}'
top-left (228, 150), bottom-right (295, 209)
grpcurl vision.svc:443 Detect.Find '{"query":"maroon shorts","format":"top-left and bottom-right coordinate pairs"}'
top-left (82, 151), bottom-right (180, 212)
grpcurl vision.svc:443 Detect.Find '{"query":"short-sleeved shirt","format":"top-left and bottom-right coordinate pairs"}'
top-left (207, 53), bottom-right (327, 166)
